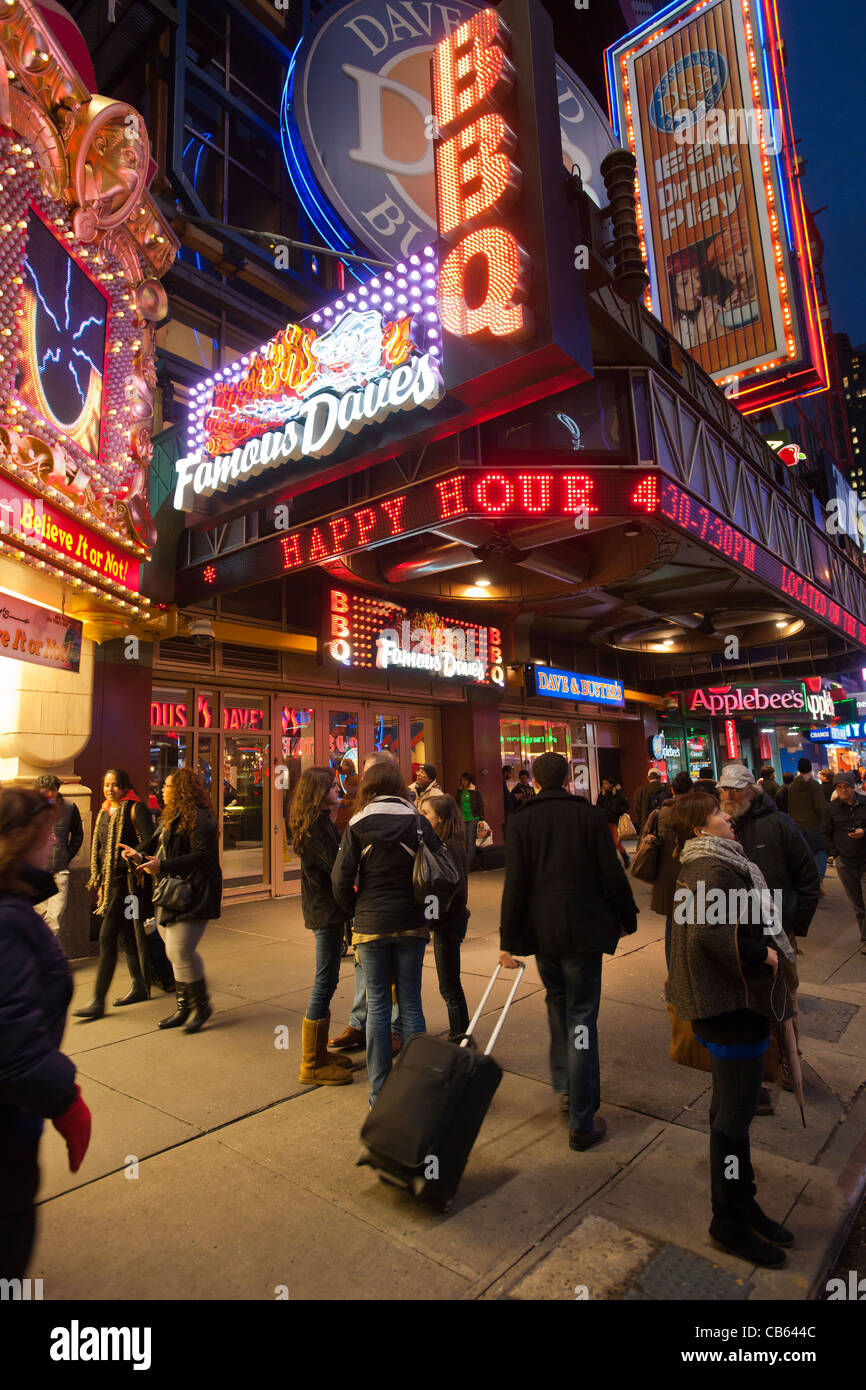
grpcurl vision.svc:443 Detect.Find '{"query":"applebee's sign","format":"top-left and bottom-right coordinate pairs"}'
top-left (684, 683), bottom-right (835, 721)
top-left (173, 305), bottom-right (443, 511)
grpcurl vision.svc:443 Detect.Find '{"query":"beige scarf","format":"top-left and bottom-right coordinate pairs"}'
top-left (88, 799), bottom-right (137, 916)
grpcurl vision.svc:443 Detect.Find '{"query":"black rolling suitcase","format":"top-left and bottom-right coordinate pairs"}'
top-left (357, 962), bottom-right (525, 1210)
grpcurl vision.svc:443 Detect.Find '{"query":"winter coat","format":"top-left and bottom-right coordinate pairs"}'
top-left (786, 774), bottom-right (826, 831)
top-left (732, 793), bottom-right (819, 937)
top-left (821, 793), bottom-right (866, 868)
top-left (650, 800), bottom-right (683, 917)
top-left (775, 784), bottom-right (791, 814)
top-left (90, 796), bottom-right (152, 917)
top-left (759, 776), bottom-right (781, 803)
top-left (298, 812), bottom-right (346, 932)
top-left (142, 807), bottom-right (222, 922)
top-left (435, 836), bottom-right (469, 933)
top-left (501, 788), bottom-right (638, 957)
top-left (693, 778), bottom-right (719, 799)
top-left (331, 795), bottom-right (443, 937)
top-left (597, 789), bottom-right (629, 824)
top-left (632, 780), bottom-right (671, 834)
top-left (455, 785), bottom-right (485, 820)
top-left (410, 779), bottom-right (443, 812)
top-left (665, 854), bottom-right (774, 1043)
top-left (820, 780), bottom-right (834, 803)
top-left (0, 865), bottom-right (77, 1158)
top-left (46, 796), bottom-right (84, 873)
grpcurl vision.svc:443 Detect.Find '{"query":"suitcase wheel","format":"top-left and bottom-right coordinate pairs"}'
top-left (377, 1170), bottom-right (411, 1191)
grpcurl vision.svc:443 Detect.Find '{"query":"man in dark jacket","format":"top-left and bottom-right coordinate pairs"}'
top-left (821, 772), bottom-right (866, 955)
top-left (694, 766), bottom-right (720, 799)
top-left (819, 768), bottom-right (834, 803)
top-left (455, 772), bottom-right (485, 871)
top-left (718, 762), bottom-right (819, 1110)
top-left (32, 775), bottom-right (83, 940)
top-left (787, 757), bottom-right (828, 884)
top-left (632, 769), bottom-right (671, 834)
top-left (499, 752), bottom-right (638, 1153)
top-left (759, 767), bottom-right (781, 803)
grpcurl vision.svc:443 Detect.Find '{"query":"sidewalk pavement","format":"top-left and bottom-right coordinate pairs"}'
top-left (33, 861), bottom-right (866, 1301)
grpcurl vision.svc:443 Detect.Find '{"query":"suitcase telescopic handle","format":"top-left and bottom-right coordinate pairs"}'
top-left (461, 961), bottom-right (526, 1056)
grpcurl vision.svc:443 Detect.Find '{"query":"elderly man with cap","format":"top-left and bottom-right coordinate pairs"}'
top-left (409, 762), bottom-right (443, 813)
top-left (716, 762), bottom-right (818, 1109)
top-left (821, 772), bottom-right (866, 955)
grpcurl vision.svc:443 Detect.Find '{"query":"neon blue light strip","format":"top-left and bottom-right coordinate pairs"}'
top-left (754, 0), bottom-right (794, 251)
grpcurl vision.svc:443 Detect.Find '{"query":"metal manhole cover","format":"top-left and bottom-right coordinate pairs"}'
top-left (797, 995), bottom-right (858, 1043)
top-left (634, 1244), bottom-right (753, 1300)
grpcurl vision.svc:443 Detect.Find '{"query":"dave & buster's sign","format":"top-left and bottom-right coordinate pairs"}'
top-left (683, 682), bottom-right (835, 721)
top-left (526, 664), bottom-right (624, 707)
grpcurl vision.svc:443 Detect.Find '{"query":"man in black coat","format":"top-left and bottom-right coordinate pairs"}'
top-left (499, 752), bottom-right (638, 1153)
top-left (821, 772), bottom-right (866, 955)
top-left (632, 769), bottom-right (671, 834)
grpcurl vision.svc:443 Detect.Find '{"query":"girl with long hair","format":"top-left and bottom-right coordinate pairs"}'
top-left (289, 767), bottom-right (353, 1086)
top-left (332, 760), bottom-right (443, 1105)
top-left (420, 794), bottom-right (470, 1039)
top-left (666, 789), bottom-right (796, 1267)
top-left (121, 768), bottom-right (222, 1033)
top-left (74, 769), bottom-right (153, 1019)
top-left (0, 788), bottom-right (92, 1278)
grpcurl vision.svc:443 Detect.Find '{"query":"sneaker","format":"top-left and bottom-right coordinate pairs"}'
top-left (569, 1116), bottom-right (607, 1151)
top-left (709, 1215), bottom-right (786, 1267)
top-left (755, 1086), bottom-right (775, 1116)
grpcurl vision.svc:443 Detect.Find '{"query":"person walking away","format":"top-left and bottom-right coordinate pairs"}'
top-left (74, 770), bottom-right (153, 1020)
top-left (0, 789), bottom-right (92, 1279)
top-left (819, 768), bottom-right (834, 803)
top-left (632, 769), bottom-right (671, 835)
top-left (822, 772), bottom-right (866, 955)
top-left (332, 761), bottom-right (444, 1105)
top-left (776, 772), bottom-right (794, 814)
top-left (666, 789), bottom-right (796, 1267)
top-left (330, 752), bottom-right (403, 1057)
top-left (32, 774), bottom-right (83, 941)
top-left (420, 794), bottom-right (470, 1039)
top-left (649, 771), bottom-right (693, 968)
top-left (693, 766), bottom-right (719, 798)
top-left (596, 778), bottom-right (631, 869)
top-left (759, 766), bottom-right (781, 804)
top-left (717, 763), bottom-right (818, 1110)
top-left (787, 758), bottom-right (828, 890)
top-left (409, 762), bottom-right (442, 813)
top-left (285, 769), bottom-right (353, 1085)
top-left (499, 753), bottom-right (638, 1151)
top-left (122, 769), bottom-right (222, 1033)
top-left (456, 772), bottom-right (484, 872)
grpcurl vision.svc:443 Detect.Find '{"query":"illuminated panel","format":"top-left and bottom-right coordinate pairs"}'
top-left (0, 476), bottom-right (138, 591)
top-left (326, 587), bottom-right (505, 687)
top-left (658, 479), bottom-right (866, 647)
top-left (433, 8), bottom-right (531, 342)
top-left (604, 0), bottom-right (828, 413)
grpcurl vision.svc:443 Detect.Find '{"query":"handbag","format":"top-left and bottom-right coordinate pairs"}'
top-left (617, 812), bottom-right (637, 840)
top-left (150, 829), bottom-right (193, 917)
top-left (411, 825), bottom-right (460, 912)
top-left (667, 1003), bottom-right (780, 1081)
top-left (630, 810), bottom-right (661, 883)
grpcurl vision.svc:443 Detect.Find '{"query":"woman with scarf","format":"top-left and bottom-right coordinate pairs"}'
top-left (666, 788), bottom-right (797, 1268)
top-left (73, 769), bottom-right (153, 1020)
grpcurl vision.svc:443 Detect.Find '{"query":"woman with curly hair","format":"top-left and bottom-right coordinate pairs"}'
top-left (122, 768), bottom-right (221, 1034)
top-left (74, 769), bottom-right (153, 1020)
top-left (289, 768), bottom-right (353, 1087)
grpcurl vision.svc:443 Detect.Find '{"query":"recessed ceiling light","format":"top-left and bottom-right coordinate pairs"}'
top-left (662, 640), bottom-right (674, 647)
top-left (775, 620), bottom-right (788, 628)
top-left (476, 577), bottom-right (491, 587)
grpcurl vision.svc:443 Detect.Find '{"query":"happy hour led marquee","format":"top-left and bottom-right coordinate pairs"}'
top-left (174, 253), bottom-right (445, 512)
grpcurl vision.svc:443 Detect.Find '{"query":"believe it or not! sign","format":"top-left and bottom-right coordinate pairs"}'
top-left (526, 664), bottom-right (624, 707)
top-left (0, 594), bottom-right (82, 672)
top-left (0, 479), bottom-right (139, 592)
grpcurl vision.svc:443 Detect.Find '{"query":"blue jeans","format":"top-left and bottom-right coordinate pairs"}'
top-left (349, 953), bottom-right (400, 1034)
top-left (536, 952), bottom-right (603, 1133)
top-left (307, 927), bottom-right (344, 1020)
top-left (357, 937), bottom-right (427, 1103)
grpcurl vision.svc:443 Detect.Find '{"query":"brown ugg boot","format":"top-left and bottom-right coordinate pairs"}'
top-left (299, 1017), bottom-right (353, 1085)
top-left (322, 1013), bottom-right (354, 1070)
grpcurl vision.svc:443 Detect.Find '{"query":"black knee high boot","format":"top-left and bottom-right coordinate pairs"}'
top-left (113, 953), bottom-right (149, 1006)
top-left (183, 977), bottom-right (212, 1033)
top-left (708, 1131), bottom-right (787, 1266)
top-left (159, 982), bottom-right (191, 1030)
top-left (73, 944), bottom-right (117, 1018)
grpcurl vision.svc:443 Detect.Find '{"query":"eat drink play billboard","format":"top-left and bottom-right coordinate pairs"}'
top-left (605, 0), bottom-right (828, 412)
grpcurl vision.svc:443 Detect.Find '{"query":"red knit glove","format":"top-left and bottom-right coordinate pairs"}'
top-left (51, 1084), bottom-right (92, 1173)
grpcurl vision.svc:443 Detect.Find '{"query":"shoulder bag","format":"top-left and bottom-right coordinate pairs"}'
top-left (150, 827), bottom-right (194, 917)
top-left (630, 808), bottom-right (662, 883)
top-left (411, 824), bottom-right (460, 912)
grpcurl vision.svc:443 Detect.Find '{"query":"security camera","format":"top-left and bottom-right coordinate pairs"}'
top-left (187, 617), bottom-right (215, 644)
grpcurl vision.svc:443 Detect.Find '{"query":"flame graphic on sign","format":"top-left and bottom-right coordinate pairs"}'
top-left (382, 317), bottom-right (413, 368)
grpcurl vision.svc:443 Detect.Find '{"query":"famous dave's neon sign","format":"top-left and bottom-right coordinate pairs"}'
top-left (327, 588), bottom-right (504, 687)
top-left (173, 290), bottom-right (444, 511)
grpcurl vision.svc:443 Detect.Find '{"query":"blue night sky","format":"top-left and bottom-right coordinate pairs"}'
top-left (779, 0), bottom-right (866, 347)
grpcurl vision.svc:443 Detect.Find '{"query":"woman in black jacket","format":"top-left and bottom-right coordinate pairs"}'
top-left (421, 794), bottom-right (470, 1039)
top-left (289, 768), bottom-right (353, 1087)
top-left (74, 768), bottom-right (154, 1019)
top-left (0, 789), bottom-right (92, 1279)
top-left (122, 768), bottom-right (221, 1033)
top-left (332, 760), bottom-right (444, 1105)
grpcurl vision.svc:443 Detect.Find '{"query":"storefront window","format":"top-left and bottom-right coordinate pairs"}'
top-left (685, 730), bottom-right (713, 780)
top-left (329, 710), bottom-right (359, 810)
top-left (150, 733), bottom-right (187, 805)
top-left (548, 721), bottom-right (569, 755)
top-left (280, 706), bottom-right (316, 883)
top-left (223, 694), bottom-right (269, 887)
top-left (374, 713), bottom-right (400, 762)
top-left (500, 719), bottom-right (522, 773)
top-left (523, 720), bottom-right (548, 769)
top-left (197, 735), bottom-right (214, 798)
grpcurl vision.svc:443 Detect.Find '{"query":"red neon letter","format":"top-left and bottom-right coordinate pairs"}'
top-left (436, 475), bottom-right (468, 520)
top-left (308, 528), bottom-right (329, 562)
top-left (431, 8), bottom-right (513, 135)
top-left (562, 475), bottom-right (598, 514)
top-left (382, 495), bottom-right (407, 535)
top-left (631, 476), bottom-right (659, 513)
top-left (281, 534), bottom-right (302, 569)
top-left (435, 115), bottom-right (520, 238)
top-left (355, 508), bottom-right (377, 546)
top-left (329, 516), bottom-right (351, 551)
top-left (476, 474), bottom-right (514, 513)
top-left (438, 227), bottom-right (532, 339)
top-left (518, 474), bottom-right (552, 513)
top-left (331, 590), bottom-right (349, 612)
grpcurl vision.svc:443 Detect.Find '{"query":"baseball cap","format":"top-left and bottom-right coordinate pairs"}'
top-left (716, 763), bottom-right (756, 790)
top-left (834, 772), bottom-right (855, 787)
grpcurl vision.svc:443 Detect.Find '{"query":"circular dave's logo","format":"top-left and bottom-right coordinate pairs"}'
top-left (282, 0), bottom-right (617, 266)
top-left (649, 48), bottom-right (728, 135)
